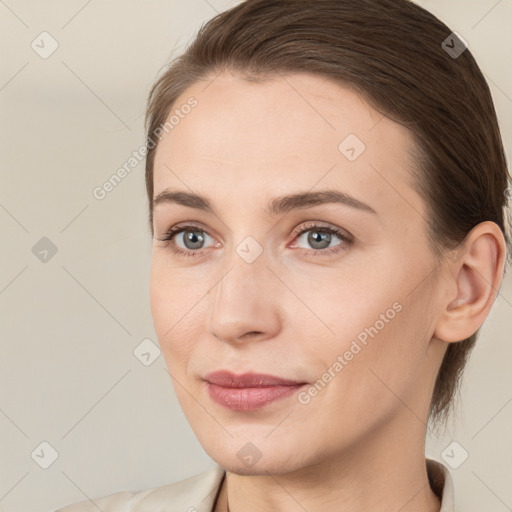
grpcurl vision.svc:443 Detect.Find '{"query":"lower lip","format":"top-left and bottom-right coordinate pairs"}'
top-left (206, 382), bottom-right (305, 411)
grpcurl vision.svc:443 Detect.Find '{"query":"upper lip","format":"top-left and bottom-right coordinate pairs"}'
top-left (204, 371), bottom-right (306, 388)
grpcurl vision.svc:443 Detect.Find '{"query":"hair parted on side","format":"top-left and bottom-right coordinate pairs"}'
top-left (143, 0), bottom-right (511, 429)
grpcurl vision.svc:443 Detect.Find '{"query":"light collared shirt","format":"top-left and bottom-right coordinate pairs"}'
top-left (53, 457), bottom-right (455, 512)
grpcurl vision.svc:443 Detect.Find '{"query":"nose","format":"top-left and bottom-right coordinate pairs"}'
top-left (206, 251), bottom-right (282, 345)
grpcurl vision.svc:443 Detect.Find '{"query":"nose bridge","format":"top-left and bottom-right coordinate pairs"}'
top-left (207, 244), bottom-right (281, 343)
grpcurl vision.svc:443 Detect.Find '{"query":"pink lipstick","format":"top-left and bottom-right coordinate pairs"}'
top-left (204, 371), bottom-right (307, 411)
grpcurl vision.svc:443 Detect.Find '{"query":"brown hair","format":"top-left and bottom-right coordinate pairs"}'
top-left (144, 0), bottom-right (511, 429)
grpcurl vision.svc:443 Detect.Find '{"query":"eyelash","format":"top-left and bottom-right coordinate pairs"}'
top-left (156, 221), bottom-right (353, 258)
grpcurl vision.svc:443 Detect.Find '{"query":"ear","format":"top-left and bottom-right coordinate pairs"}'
top-left (434, 221), bottom-right (507, 343)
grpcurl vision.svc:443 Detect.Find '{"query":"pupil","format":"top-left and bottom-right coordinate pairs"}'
top-left (309, 230), bottom-right (330, 249)
top-left (185, 230), bottom-right (204, 249)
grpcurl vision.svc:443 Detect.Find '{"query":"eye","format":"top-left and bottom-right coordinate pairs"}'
top-left (155, 221), bottom-right (353, 258)
top-left (289, 221), bottom-right (353, 256)
top-left (155, 223), bottom-right (215, 258)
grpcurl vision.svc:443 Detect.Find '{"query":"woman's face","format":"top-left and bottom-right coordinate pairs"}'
top-left (150, 71), bottom-right (448, 474)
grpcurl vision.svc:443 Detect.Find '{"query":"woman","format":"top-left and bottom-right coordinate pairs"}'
top-left (55, 0), bottom-right (510, 510)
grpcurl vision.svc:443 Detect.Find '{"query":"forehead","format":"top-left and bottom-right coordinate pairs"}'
top-left (152, 71), bottom-right (423, 220)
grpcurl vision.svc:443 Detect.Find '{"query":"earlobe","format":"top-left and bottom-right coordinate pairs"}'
top-left (433, 221), bottom-right (507, 344)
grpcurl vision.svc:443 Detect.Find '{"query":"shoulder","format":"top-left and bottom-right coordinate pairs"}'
top-left (53, 465), bottom-right (226, 512)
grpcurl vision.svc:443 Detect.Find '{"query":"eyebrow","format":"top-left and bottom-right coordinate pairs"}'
top-left (153, 189), bottom-right (377, 216)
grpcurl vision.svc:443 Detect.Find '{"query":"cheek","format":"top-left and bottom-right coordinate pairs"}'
top-left (282, 256), bottom-right (400, 345)
top-left (149, 258), bottom-right (205, 360)
top-left (324, 288), bottom-right (435, 419)
top-left (289, 259), bottom-right (427, 390)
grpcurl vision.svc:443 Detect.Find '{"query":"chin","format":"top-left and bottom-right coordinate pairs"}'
top-left (206, 444), bottom-right (309, 477)
top-left (218, 458), bottom-right (293, 476)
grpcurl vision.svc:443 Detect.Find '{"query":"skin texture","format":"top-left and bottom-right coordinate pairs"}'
top-left (149, 71), bottom-right (506, 512)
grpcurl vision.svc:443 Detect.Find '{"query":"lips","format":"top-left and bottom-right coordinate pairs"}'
top-left (203, 370), bottom-right (305, 388)
top-left (203, 371), bottom-right (307, 411)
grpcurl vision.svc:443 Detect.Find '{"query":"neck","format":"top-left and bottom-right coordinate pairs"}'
top-left (214, 412), bottom-right (441, 512)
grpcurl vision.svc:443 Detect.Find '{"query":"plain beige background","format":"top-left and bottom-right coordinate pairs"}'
top-left (0, 1), bottom-right (511, 511)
